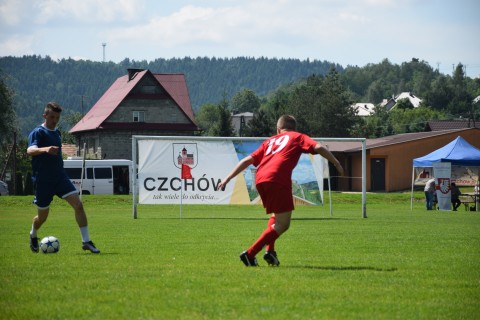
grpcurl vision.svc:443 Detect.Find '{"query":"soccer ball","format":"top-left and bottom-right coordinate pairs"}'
top-left (40, 236), bottom-right (60, 254)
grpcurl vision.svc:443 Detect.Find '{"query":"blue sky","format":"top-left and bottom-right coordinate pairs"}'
top-left (1, 0), bottom-right (479, 77)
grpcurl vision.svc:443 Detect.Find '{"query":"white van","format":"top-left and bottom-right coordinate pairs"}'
top-left (64, 159), bottom-right (132, 195)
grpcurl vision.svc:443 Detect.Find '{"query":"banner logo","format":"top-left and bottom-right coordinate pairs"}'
top-left (437, 178), bottom-right (450, 194)
top-left (173, 143), bottom-right (198, 169)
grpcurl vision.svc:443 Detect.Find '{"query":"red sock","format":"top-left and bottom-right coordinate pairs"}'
top-left (247, 224), bottom-right (279, 257)
top-left (265, 215), bottom-right (276, 252)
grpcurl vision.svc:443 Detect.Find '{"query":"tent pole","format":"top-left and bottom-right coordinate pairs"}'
top-left (411, 167), bottom-right (415, 210)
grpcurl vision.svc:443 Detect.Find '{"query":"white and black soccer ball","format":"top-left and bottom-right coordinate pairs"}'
top-left (40, 236), bottom-right (60, 254)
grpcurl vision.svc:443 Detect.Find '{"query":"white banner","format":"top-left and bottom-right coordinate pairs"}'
top-left (138, 140), bottom-right (250, 204)
top-left (137, 139), bottom-right (326, 205)
top-left (433, 162), bottom-right (452, 211)
top-left (414, 166), bottom-right (479, 186)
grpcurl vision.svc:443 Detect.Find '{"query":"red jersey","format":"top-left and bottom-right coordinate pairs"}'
top-left (250, 131), bottom-right (318, 188)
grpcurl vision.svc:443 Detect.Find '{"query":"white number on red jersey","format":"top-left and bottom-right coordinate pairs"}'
top-left (265, 135), bottom-right (290, 155)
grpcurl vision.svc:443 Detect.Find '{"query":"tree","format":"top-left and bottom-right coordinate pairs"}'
top-left (448, 63), bottom-right (473, 118)
top-left (244, 109), bottom-right (275, 137)
top-left (194, 96), bottom-right (234, 137)
top-left (211, 95), bottom-right (234, 137)
top-left (394, 98), bottom-right (414, 110)
top-left (426, 75), bottom-right (453, 111)
top-left (315, 69), bottom-right (358, 137)
top-left (389, 107), bottom-right (445, 134)
top-left (231, 89), bottom-right (261, 114)
top-left (60, 111), bottom-right (83, 144)
top-left (0, 70), bottom-right (17, 146)
top-left (195, 103), bottom-right (222, 136)
top-left (285, 75), bottom-right (323, 134)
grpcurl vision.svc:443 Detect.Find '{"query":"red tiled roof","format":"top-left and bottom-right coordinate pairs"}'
top-left (154, 74), bottom-right (195, 120)
top-left (70, 70), bottom-right (196, 133)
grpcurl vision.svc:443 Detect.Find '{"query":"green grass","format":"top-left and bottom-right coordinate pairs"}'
top-left (1, 193), bottom-right (479, 319)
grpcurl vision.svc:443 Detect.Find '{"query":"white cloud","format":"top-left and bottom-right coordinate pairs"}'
top-left (33, 0), bottom-right (143, 24)
top-left (0, 0), bottom-right (27, 26)
top-left (0, 34), bottom-right (35, 55)
top-left (105, 1), bottom-right (356, 50)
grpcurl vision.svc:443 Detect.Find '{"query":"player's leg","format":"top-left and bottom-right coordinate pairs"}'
top-left (265, 215), bottom-right (276, 252)
top-left (453, 199), bottom-right (461, 211)
top-left (271, 211), bottom-right (292, 235)
top-left (263, 211), bottom-right (291, 266)
top-left (30, 207), bottom-right (49, 253)
top-left (59, 175), bottom-right (100, 254)
top-left (30, 181), bottom-right (54, 253)
top-left (63, 193), bottom-right (100, 253)
top-left (241, 183), bottom-right (291, 266)
top-left (64, 192), bottom-right (87, 227)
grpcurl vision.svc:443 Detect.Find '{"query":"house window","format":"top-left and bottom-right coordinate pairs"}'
top-left (133, 111), bottom-right (145, 122)
top-left (140, 85), bottom-right (157, 94)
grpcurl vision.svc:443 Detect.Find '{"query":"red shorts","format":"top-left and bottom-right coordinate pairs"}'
top-left (256, 182), bottom-right (294, 214)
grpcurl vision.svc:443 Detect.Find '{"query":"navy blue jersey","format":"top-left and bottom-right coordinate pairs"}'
top-left (28, 125), bottom-right (64, 180)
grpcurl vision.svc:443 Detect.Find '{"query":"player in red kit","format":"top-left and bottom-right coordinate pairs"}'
top-left (217, 115), bottom-right (344, 266)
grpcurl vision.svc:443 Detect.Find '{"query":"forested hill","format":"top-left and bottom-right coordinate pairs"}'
top-left (0, 55), bottom-right (340, 136)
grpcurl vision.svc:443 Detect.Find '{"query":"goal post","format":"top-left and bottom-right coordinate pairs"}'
top-left (132, 136), bottom-right (367, 219)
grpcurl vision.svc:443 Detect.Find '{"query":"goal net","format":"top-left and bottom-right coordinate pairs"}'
top-left (132, 136), bottom-right (366, 218)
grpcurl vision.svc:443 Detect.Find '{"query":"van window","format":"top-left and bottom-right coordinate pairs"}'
top-left (86, 168), bottom-right (93, 179)
top-left (65, 168), bottom-right (83, 179)
top-left (95, 167), bottom-right (112, 179)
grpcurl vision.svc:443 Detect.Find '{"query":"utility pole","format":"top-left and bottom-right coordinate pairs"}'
top-left (12, 131), bottom-right (16, 195)
top-left (102, 43), bottom-right (106, 62)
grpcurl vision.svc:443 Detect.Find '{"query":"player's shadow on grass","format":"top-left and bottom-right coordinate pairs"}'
top-left (291, 217), bottom-right (352, 221)
top-left (288, 265), bottom-right (397, 272)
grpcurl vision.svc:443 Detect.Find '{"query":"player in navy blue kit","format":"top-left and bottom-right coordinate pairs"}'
top-left (27, 102), bottom-right (100, 253)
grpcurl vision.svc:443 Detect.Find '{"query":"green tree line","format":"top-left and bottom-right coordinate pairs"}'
top-left (0, 55), bottom-right (339, 137)
top-left (1, 55), bottom-right (479, 138)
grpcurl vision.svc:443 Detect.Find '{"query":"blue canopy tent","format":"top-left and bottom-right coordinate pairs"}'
top-left (411, 136), bottom-right (480, 210)
top-left (413, 136), bottom-right (480, 167)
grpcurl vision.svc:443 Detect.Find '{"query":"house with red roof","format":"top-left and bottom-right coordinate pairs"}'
top-left (69, 69), bottom-right (200, 160)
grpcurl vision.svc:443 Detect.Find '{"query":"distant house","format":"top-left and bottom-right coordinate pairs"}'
top-left (381, 92), bottom-right (423, 111)
top-left (352, 103), bottom-right (375, 116)
top-left (473, 95), bottom-right (480, 104)
top-left (231, 112), bottom-right (254, 136)
top-left (69, 69), bottom-right (200, 160)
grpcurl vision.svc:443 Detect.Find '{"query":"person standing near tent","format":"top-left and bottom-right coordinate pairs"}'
top-left (451, 182), bottom-right (461, 211)
top-left (217, 115), bottom-right (344, 267)
top-left (424, 178), bottom-right (436, 210)
top-left (27, 102), bottom-right (100, 254)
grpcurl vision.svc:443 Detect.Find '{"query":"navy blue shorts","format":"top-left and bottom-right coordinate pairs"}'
top-left (33, 174), bottom-right (78, 209)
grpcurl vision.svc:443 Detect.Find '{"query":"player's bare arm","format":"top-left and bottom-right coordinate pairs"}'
top-left (314, 144), bottom-right (344, 176)
top-left (27, 146), bottom-right (60, 156)
top-left (217, 155), bottom-right (255, 190)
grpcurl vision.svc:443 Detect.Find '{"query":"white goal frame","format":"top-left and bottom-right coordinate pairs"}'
top-left (132, 136), bottom-right (367, 219)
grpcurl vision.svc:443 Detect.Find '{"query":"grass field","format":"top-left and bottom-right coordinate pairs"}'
top-left (1, 192), bottom-right (479, 319)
